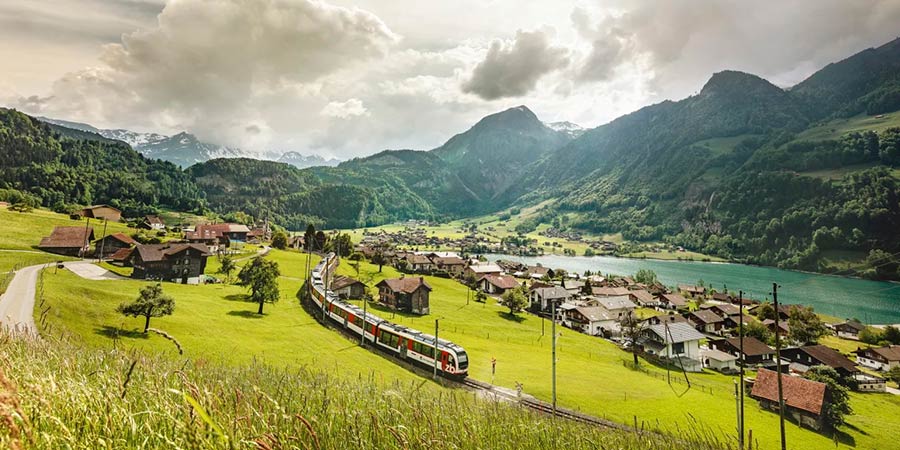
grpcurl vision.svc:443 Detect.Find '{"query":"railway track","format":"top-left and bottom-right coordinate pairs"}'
top-left (459, 377), bottom-right (629, 431)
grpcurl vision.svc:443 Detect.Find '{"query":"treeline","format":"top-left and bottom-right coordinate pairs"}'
top-left (0, 108), bottom-right (204, 217)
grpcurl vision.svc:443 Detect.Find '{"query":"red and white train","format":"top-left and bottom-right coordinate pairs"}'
top-left (308, 253), bottom-right (469, 378)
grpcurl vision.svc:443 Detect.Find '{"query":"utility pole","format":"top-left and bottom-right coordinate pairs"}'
top-left (433, 319), bottom-right (440, 380)
top-left (738, 290), bottom-right (745, 450)
top-left (773, 283), bottom-right (786, 450)
top-left (81, 217), bottom-right (91, 258)
top-left (97, 218), bottom-right (108, 262)
top-left (551, 298), bottom-right (557, 416)
top-left (361, 297), bottom-right (367, 347)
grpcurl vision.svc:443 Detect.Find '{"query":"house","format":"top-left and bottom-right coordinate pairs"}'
top-left (530, 286), bottom-right (570, 312)
top-left (129, 243), bottom-right (211, 284)
top-left (429, 254), bottom-right (466, 276)
top-left (762, 319), bottom-right (790, 336)
top-left (833, 320), bottom-right (866, 340)
top-left (288, 235), bottom-right (306, 250)
top-left (525, 265), bottom-right (554, 279)
top-left (464, 263), bottom-right (503, 279)
top-left (185, 223), bottom-right (251, 249)
top-left (38, 226), bottom-right (95, 256)
top-left (479, 274), bottom-right (519, 295)
top-left (591, 286), bottom-right (631, 297)
top-left (723, 313), bottom-right (760, 330)
top-left (589, 295), bottom-right (636, 320)
top-left (853, 372), bottom-right (886, 392)
top-left (81, 204), bottom-right (122, 222)
top-left (375, 277), bottom-right (431, 315)
top-left (93, 233), bottom-right (137, 258)
top-left (564, 306), bottom-right (617, 337)
top-left (658, 293), bottom-right (689, 310)
top-left (709, 336), bottom-right (775, 366)
top-left (855, 345), bottom-right (900, 372)
top-left (628, 289), bottom-right (658, 307)
top-left (331, 275), bottom-right (367, 300)
top-left (701, 348), bottom-right (738, 373)
top-left (751, 369), bottom-right (826, 430)
top-left (705, 303), bottom-right (740, 317)
top-left (638, 322), bottom-right (705, 372)
top-left (142, 215), bottom-right (166, 231)
top-left (642, 313), bottom-right (689, 327)
top-left (562, 279), bottom-right (585, 295)
top-left (678, 284), bottom-right (706, 298)
top-left (404, 253), bottom-right (434, 272)
top-left (781, 345), bottom-right (859, 377)
top-left (688, 309), bottom-right (726, 335)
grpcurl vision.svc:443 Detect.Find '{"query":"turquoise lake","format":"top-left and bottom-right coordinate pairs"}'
top-left (483, 254), bottom-right (900, 325)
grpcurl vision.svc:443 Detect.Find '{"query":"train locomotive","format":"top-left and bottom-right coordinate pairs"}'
top-left (308, 253), bottom-right (469, 378)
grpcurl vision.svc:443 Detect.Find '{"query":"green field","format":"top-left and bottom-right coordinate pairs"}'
top-left (18, 207), bottom-right (900, 450)
top-left (797, 113), bottom-right (900, 142)
top-left (0, 208), bottom-right (135, 251)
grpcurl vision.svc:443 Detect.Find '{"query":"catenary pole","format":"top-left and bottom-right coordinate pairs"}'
top-left (773, 283), bottom-right (786, 450)
top-left (551, 298), bottom-right (557, 415)
top-left (738, 290), bottom-right (745, 450)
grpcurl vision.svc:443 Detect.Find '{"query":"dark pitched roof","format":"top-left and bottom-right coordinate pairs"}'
top-left (835, 320), bottom-right (866, 332)
top-left (433, 256), bottom-right (465, 266)
top-left (630, 289), bottom-right (656, 304)
top-left (145, 215), bottom-right (165, 225)
top-left (482, 274), bottom-right (520, 290)
top-left (863, 345), bottom-right (900, 361)
top-left (376, 277), bottom-right (432, 294)
top-left (751, 369), bottom-right (825, 416)
top-left (96, 232), bottom-right (137, 246)
top-left (39, 226), bottom-right (94, 248)
top-left (714, 336), bottom-right (773, 356)
top-left (110, 247), bottom-right (134, 262)
top-left (185, 223), bottom-right (250, 240)
top-left (659, 293), bottom-right (688, 307)
top-left (331, 275), bottom-right (365, 291)
top-left (591, 286), bottom-right (630, 297)
top-left (795, 345), bottom-right (858, 373)
top-left (133, 243), bottom-right (211, 262)
top-left (690, 309), bottom-right (725, 325)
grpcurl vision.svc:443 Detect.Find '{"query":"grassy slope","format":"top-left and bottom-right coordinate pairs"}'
top-left (336, 260), bottom-right (900, 450)
top-left (0, 208), bottom-right (134, 251)
top-left (1, 336), bottom-right (714, 450)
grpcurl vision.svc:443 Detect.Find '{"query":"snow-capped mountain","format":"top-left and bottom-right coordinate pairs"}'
top-left (35, 116), bottom-right (339, 169)
top-left (276, 151), bottom-right (341, 168)
top-left (545, 121), bottom-right (585, 139)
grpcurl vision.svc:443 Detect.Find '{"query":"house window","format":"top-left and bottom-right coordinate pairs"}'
top-left (672, 342), bottom-right (685, 355)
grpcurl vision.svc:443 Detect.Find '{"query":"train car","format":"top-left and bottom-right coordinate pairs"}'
top-left (305, 252), bottom-right (468, 378)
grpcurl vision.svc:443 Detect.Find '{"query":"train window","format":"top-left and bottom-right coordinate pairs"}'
top-left (353, 316), bottom-right (363, 328)
top-left (379, 331), bottom-right (399, 348)
top-left (411, 341), bottom-right (434, 359)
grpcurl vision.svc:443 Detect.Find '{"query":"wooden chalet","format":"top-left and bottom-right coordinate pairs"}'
top-left (855, 345), bottom-right (900, 372)
top-left (708, 336), bottom-right (775, 366)
top-left (751, 369), bottom-right (827, 430)
top-left (94, 232), bottom-right (138, 258)
top-left (479, 274), bottom-right (520, 295)
top-left (833, 320), bottom-right (866, 340)
top-left (781, 345), bottom-right (859, 377)
top-left (375, 277), bottom-right (431, 315)
top-left (129, 243), bottom-right (211, 284)
top-left (331, 275), bottom-right (367, 300)
top-left (81, 204), bottom-right (122, 222)
top-left (38, 226), bottom-right (94, 256)
top-left (141, 215), bottom-right (166, 231)
top-left (688, 309), bottom-right (726, 335)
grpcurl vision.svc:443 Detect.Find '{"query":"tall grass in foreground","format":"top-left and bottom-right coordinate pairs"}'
top-left (0, 333), bottom-right (728, 450)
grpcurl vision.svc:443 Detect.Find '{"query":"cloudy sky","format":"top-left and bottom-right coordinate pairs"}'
top-left (2, 0), bottom-right (899, 158)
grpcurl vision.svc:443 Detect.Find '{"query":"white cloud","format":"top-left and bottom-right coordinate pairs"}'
top-left (321, 99), bottom-right (369, 118)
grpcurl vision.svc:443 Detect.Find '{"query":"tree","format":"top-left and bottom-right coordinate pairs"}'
top-left (858, 326), bottom-right (884, 345)
top-left (326, 233), bottom-right (353, 257)
top-left (755, 302), bottom-right (776, 321)
top-left (887, 366), bottom-right (900, 385)
top-left (581, 278), bottom-right (593, 296)
top-left (619, 311), bottom-right (644, 366)
top-left (304, 224), bottom-right (317, 251)
top-left (743, 320), bottom-right (774, 345)
top-left (371, 242), bottom-right (389, 273)
top-left (271, 231), bottom-right (288, 250)
top-left (500, 286), bottom-right (528, 316)
top-left (217, 254), bottom-right (237, 282)
top-left (237, 256), bottom-right (281, 314)
top-left (634, 269), bottom-right (658, 285)
top-left (804, 366), bottom-right (852, 429)
top-left (788, 306), bottom-right (828, 345)
top-left (883, 325), bottom-right (900, 345)
top-left (474, 289), bottom-right (487, 303)
top-left (116, 283), bottom-right (175, 333)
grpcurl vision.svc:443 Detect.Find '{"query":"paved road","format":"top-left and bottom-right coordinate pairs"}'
top-left (0, 264), bottom-right (44, 336)
top-left (63, 260), bottom-right (124, 280)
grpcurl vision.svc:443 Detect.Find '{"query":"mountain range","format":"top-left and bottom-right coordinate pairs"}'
top-left (4, 37), bottom-right (900, 279)
top-left (35, 116), bottom-right (341, 169)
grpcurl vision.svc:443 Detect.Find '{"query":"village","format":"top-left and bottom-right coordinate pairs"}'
top-left (21, 204), bottom-right (900, 437)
